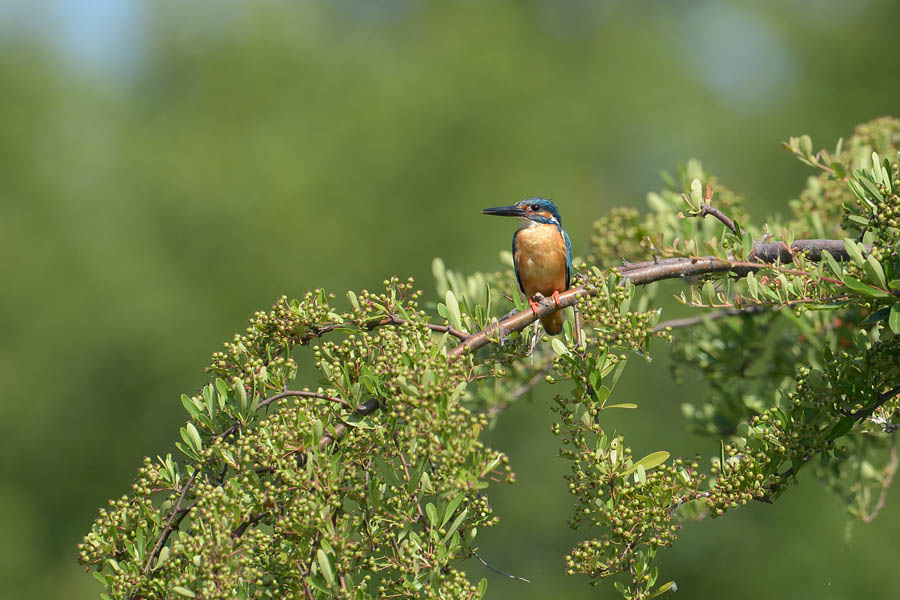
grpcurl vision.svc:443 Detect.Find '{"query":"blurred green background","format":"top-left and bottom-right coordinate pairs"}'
top-left (2, 1), bottom-right (899, 598)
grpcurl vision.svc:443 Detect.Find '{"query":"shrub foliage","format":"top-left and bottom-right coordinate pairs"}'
top-left (81, 118), bottom-right (900, 599)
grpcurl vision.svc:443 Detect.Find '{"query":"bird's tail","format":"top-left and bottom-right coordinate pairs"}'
top-left (540, 311), bottom-right (563, 335)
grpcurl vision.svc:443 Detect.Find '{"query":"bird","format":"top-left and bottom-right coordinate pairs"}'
top-left (482, 197), bottom-right (572, 334)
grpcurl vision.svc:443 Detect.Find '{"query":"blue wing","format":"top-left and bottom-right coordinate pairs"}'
top-left (562, 226), bottom-right (572, 289)
top-left (512, 230), bottom-right (525, 295)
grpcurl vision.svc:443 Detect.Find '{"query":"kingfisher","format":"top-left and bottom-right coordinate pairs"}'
top-left (482, 197), bottom-right (572, 335)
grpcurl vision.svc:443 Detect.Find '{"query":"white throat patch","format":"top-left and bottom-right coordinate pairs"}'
top-left (519, 216), bottom-right (558, 227)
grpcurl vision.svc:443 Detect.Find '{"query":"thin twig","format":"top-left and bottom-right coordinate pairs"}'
top-left (574, 305), bottom-right (584, 348)
top-left (258, 389), bottom-right (349, 411)
top-left (141, 470), bottom-right (199, 575)
top-left (231, 513), bottom-right (265, 538)
top-left (486, 360), bottom-right (554, 417)
top-left (653, 306), bottom-right (769, 332)
top-left (698, 203), bottom-right (737, 234)
top-left (848, 386), bottom-right (900, 421)
top-left (767, 385), bottom-right (900, 499)
top-left (302, 313), bottom-right (468, 345)
top-left (472, 551), bottom-right (531, 583)
top-left (861, 437), bottom-right (899, 523)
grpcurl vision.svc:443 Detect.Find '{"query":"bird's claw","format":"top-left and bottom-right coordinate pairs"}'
top-left (528, 292), bottom-right (544, 315)
top-left (551, 290), bottom-right (563, 308)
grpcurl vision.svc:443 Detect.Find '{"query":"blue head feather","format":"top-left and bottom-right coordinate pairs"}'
top-left (516, 197), bottom-right (562, 225)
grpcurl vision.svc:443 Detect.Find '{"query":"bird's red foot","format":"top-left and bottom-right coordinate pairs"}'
top-left (551, 290), bottom-right (563, 308)
top-left (528, 299), bottom-right (541, 315)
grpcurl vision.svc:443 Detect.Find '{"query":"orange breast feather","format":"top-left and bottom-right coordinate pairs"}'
top-left (514, 224), bottom-right (568, 299)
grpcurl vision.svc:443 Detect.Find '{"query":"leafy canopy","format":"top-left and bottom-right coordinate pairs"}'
top-left (81, 117), bottom-right (900, 599)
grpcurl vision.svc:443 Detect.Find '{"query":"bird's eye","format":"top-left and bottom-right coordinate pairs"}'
top-left (529, 205), bottom-right (538, 212)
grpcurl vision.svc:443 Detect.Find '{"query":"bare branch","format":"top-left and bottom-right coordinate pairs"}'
top-left (453, 239), bottom-right (865, 357)
top-left (141, 470), bottom-right (199, 576)
top-left (750, 239), bottom-right (867, 263)
top-left (451, 255), bottom-right (735, 357)
top-left (653, 306), bottom-right (769, 332)
top-left (257, 389), bottom-right (350, 411)
top-left (698, 203), bottom-right (737, 234)
top-left (848, 386), bottom-right (900, 421)
top-left (301, 313), bottom-right (468, 345)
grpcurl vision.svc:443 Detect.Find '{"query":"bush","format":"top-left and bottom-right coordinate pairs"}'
top-left (81, 117), bottom-right (900, 599)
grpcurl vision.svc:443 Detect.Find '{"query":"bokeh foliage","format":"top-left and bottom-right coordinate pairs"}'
top-left (5, 1), bottom-right (900, 599)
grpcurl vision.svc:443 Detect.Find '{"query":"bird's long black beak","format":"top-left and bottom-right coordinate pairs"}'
top-left (482, 205), bottom-right (526, 218)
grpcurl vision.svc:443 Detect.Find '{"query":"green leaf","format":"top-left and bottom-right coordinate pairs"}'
top-left (173, 587), bottom-right (196, 598)
top-left (827, 416), bottom-right (854, 441)
top-left (842, 276), bottom-right (890, 298)
top-left (442, 492), bottom-right (466, 528)
top-left (741, 228), bottom-right (753, 259)
top-left (154, 546), bottom-right (170, 570)
top-left (235, 380), bottom-right (248, 414)
top-left (317, 549), bottom-right (335, 587)
top-left (185, 422), bottom-right (202, 452)
top-left (347, 290), bottom-right (360, 311)
top-left (181, 394), bottom-right (201, 420)
top-left (588, 368), bottom-right (602, 395)
top-left (374, 456), bottom-right (401, 487)
top-left (821, 250), bottom-right (842, 278)
top-left (799, 134), bottom-right (813, 155)
top-left (635, 463), bottom-right (647, 484)
top-left (858, 175), bottom-right (884, 202)
top-left (306, 576), bottom-right (331, 594)
top-left (861, 306), bottom-right (890, 326)
top-left (604, 403), bottom-right (638, 409)
top-left (476, 578), bottom-right (488, 596)
top-left (609, 358), bottom-right (628, 391)
top-left (437, 303), bottom-right (449, 321)
top-left (344, 413), bottom-right (376, 429)
top-left (432, 257), bottom-right (448, 296)
top-left (848, 179), bottom-right (867, 202)
top-left (443, 508), bottom-right (468, 543)
top-left (623, 451), bottom-right (670, 476)
top-left (746, 271), bottom-right (760, 300)
top-left (702, 281), bottom-right (717, 305)
top-left (865, 255), bottom-right (887, 288)
top-left (425, 502), bottom-right (438, 527)
top-left (886, 157), bottom-right (896, 193)
top-left (174, 442), bottom-right (199, 462)
top-left (890, 304), bottom-right (900, 334)
top-left (214, 377), bottom-right (228, 401)
top-left (445, 290), bottom-right (462, 331)
top-left (551, 337), bottom-right (569, 356)
top-left (842, 238), bottom-right (865, 266)
top-left (686, 178), bottom-right (702, 210)
top-left (648, 581), bottom-right (678, 599)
